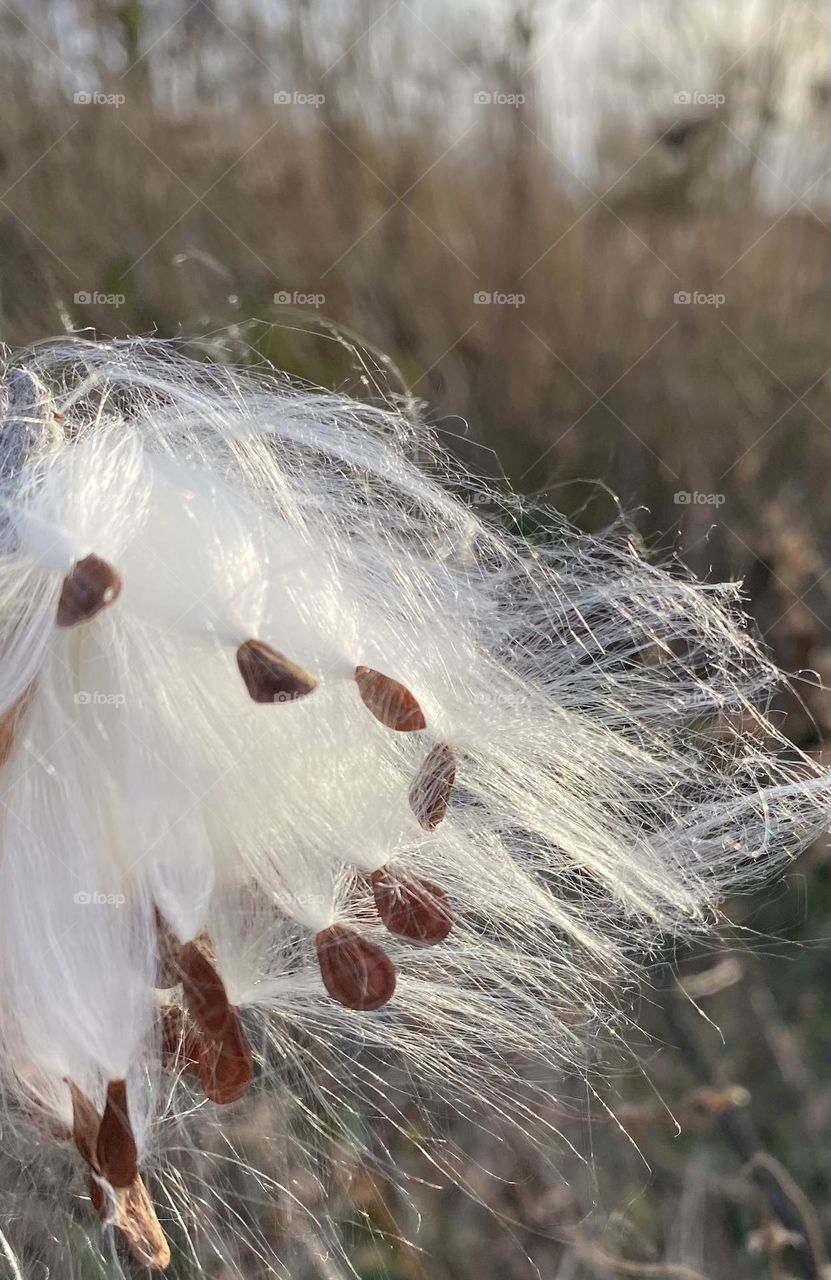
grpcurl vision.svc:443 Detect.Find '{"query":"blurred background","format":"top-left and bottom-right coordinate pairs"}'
top-left (1, 1), bottom-right (830, 1275)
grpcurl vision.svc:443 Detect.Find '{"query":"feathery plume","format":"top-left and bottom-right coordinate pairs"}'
top-left (0, 337), bottom-right (826, 1274)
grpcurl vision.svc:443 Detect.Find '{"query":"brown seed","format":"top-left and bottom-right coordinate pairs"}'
top-left (56, 554), bottom-right (122, 627)
top-left (197, 1014), bottom-right (254, 1105)
top-left (178, 937), bottom-right (233, 1039)
top-left (96, 1079), bottom-right (138, 1189)
top-left (371, 870), bottom-right (453, 944)
top-left (236, 639), bottom-right (318, 704)
top-left (354, 667), bottom-right (426, 732)
top-left (316, 924), bottom-right (397, 1010)
top-left (68, 1079), bottom-right (101, 1171)
top-left (72, 1082), bottom-right (171, 1270)
top-left (88, 1173), bottom-right (106, 1218)
top-left (409, 743), bottom-right (456, 830)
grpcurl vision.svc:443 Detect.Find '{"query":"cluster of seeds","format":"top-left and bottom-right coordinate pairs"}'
top-left (13, 545), bottom-right (456, 1266)
top-left (0, 343), bottom-right (827, 1277)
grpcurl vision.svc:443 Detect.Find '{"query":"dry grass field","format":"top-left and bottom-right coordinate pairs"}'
top-left (1, 2), bottom-right (830, 1276)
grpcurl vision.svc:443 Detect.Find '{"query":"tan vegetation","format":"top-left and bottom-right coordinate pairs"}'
top-left (1, 2), bottom-right (830, 1276)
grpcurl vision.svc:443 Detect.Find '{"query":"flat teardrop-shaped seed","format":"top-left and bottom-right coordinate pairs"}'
top-left (236, 639), bottom-right (318, 704)
top-left (316, 925), bottom-right (397, 1011)
top-left (409, 743), bottom-right (456, 830)
top-left (197, 1014), bottom-right (253, 1105)
top-left (354, 667), bottom-right (426, 732)
top-left (68, 1079), bottom-right (101, 1170)
top-left (178, 938), bottom-right (233, 1039)
top-left (371, 871), bottom-right (453, 944)
top-left (96, 1079), bottom-right (138, 1189)
top-left (56, 554), bottom-right (122, 627)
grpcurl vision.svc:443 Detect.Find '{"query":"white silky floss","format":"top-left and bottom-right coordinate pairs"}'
top-left (0, 338), bottom-right (826, 1272)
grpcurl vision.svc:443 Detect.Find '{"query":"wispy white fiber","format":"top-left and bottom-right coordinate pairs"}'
top-left (0, 337), bottom-right (826, 1273)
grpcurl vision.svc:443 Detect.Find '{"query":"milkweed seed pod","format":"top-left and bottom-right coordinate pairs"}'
top-left (0, 338), bottom-right (827, 1274)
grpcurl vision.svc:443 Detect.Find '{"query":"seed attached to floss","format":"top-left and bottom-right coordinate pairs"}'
top-left (197, 1015), bottom-right (254, 1105)
top-left (177, 937), bottom-right (232, 1039)
top-left (315, 924), bottom-right (397, 1010)
top-left (370, 870), bottom-right (453, 944)
top-left (68, 1079), bottom-right (102, 1170)
top-left (236, 638), bottom-right (318, 704)
top-left (177, 934), bottom-right (254, 1104)
top-left (409, 742), bottom-right (456, 830)
top-left (354, 666), bottom-right (426, 731)
top-left (96, 1078), bottom-right (138, 1188)
top-left (56, 553), bottom-right (122, 627)
top-left (68, 1080), bottom-right (171, 1271)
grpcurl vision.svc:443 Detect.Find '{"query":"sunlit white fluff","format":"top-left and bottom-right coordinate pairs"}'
top-left (0, 336), bottom-right (826, 1274)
